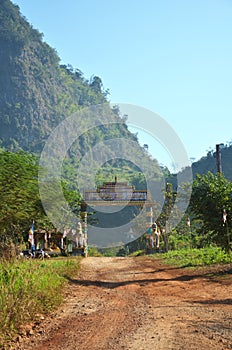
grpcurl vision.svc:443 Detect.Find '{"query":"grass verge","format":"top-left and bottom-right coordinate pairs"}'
top-left (0, 257), bottom-right (81, 345)
top-left (154, 246), bottom-right (232, 267)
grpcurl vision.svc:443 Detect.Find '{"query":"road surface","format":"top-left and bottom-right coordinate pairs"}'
top-left (15, 256), bottom-right (232, 349)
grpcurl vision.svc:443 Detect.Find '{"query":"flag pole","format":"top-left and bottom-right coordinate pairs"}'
top-left (28, 220), bottom-right (35, 252)
top-left (226, 220), bottom-right (230, 253)
top-left (216, 144), bottom-right (223, 174)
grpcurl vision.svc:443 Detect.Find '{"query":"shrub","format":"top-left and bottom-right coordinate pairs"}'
top-left (0, 257), bottom-right (81, 344)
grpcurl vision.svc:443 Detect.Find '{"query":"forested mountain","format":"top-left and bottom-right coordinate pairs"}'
top-left (192, 143), bottom-right (232, 180)
top-left (0, 0), bottom-right (167, 250)
top-left (0, 0), bottom-right (116, 152)
top-left (0, 0), bottom-right (164, 191)
top-left (2, 0), bottom-right (230, 181)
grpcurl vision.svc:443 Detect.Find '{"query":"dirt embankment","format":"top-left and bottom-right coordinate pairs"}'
top-left (13, 256), bottom-right (232, 350)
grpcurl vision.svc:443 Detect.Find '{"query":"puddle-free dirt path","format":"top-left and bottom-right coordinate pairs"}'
top-left (17, 256), bottom-right (232, 349)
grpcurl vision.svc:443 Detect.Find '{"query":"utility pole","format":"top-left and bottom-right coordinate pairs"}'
top-left (216, 144), bottom-right (222, 174)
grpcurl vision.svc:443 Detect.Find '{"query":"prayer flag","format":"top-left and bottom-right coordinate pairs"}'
top-left (222, 209), bottom-right (227, 223)
top-left (28, 221), bottom-right (34, 246)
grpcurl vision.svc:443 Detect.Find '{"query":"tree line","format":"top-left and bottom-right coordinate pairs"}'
top-left (0, 148), bottom-right (231, 257)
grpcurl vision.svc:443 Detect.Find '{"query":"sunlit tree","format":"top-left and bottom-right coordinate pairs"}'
top-left (190, 172), bottom-right (232, 252)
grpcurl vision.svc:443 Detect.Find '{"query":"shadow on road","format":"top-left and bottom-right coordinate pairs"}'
top-left (65, 267), bottom-right (231, 289)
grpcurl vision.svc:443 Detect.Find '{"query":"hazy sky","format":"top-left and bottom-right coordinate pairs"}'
top-left (12, 0), bottom-right (232, 170)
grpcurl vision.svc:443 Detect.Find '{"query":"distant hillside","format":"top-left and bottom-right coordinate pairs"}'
top-left (0, 0), bottom-right (169, 246)
top-left (0, 0), bottom-right (164, 187)
top-left (192, 144), bottom-right (232, 180)
top-left (0, 0), bottom-right (111, 152)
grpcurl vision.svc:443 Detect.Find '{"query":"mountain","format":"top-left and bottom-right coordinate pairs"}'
top-left (0, 0), bottom-right (169, 249)
top-left (0, 0), bottom-right (163, 185)
top-left (0, 0), bottom-right (111, 152)
top-left (192, 144), bottom-right (232, 180)
top-left (1, 2), bottom-right (231, 182)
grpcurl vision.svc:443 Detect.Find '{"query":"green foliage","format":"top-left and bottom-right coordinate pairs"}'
top-left (157, 246), bottom-right (232, 267)
top-left (87, 246), bottom-right (103, 257)
top-left (101, 249), bottom-right (116, 257)
top-left (0, 151), bottom-right (44, 253)
top-left (0, 1), bottom-right (164, 242)
top-left (190, 172), bottom-right (232, 252)
top-left (128, 250), bottom-right (145, 257)
top-left (166, 232), bottom-right (192, 251)
top-left (0, 150), bottom-right (84, 255)
top-left (0, 257), bottom-right (81, 343)
top-left (0, 1), bottom-right (109, 153)
top-left (191, 143), bottom-right (232, 181)
top-left (0, 1), bottom-right (163, 189)
top-left (155, 182), bottom-right (179, 252)
top-left (0, 0), bottom-right (43, 51)
top-left (6, 0), bottom-right (232, 254)
top-left (158, 183), bottom-right (175, 224)
top-left (98, 246), bottom-right (121, 257)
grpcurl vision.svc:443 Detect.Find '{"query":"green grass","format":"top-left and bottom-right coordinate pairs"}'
top-left (0, 257), bottom-right (81, 344)
top-left (129, 249), bottom-right (145, 257)
top-left (88, 246), bottom-right (103, 257)
top-left (154, 246), bottom-right (232, 267)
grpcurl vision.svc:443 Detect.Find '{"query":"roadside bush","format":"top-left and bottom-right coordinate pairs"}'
top-left (88, 247), bottom-right (103, 257)
top-left (129, 250), bottom-right (145, 257)
top-left (157, 246), bottom-right (232, 267)
top-left (0, 257), bottom-right (81, 344)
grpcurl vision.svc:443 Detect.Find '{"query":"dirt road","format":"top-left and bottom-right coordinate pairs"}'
top-left (17, 256), bottom-right (232, 350)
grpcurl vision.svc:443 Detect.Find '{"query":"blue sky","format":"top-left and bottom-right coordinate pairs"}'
top-left (13, 0), bottom-right (232, 170)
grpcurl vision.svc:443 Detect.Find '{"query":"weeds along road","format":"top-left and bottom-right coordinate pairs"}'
top-left (18, 256), bottom-right (232, 350)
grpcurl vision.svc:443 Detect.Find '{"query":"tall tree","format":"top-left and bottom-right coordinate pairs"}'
top-left (0, 149), bottom-right (85, 256)
top-left (157, 182), bottom-right (177, 252)
top-left (0, 150), bottom-right (44, 255)
top-left (190, 172), bottom-right (232, 252)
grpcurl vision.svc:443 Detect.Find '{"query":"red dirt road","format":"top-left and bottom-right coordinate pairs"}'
top-left (16, 256), bottom-right (232, 350)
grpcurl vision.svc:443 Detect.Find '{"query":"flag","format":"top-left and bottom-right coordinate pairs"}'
top-left (28, 221), bottom-right (34, 246)
top-left (222, 209), bottom-right (227, 224)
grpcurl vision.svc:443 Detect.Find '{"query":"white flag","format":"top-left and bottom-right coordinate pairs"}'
top-left (222, 209), bottom-right (227, 223)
